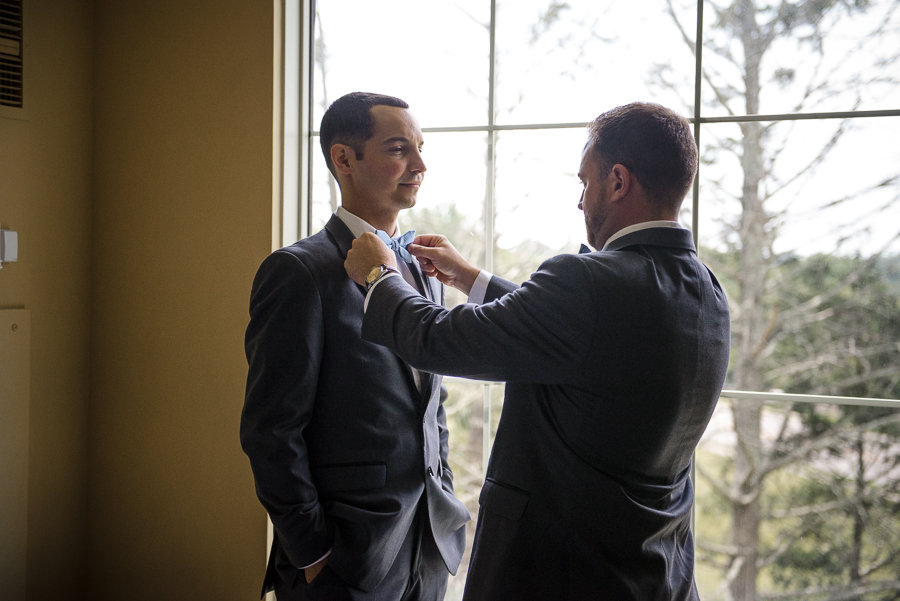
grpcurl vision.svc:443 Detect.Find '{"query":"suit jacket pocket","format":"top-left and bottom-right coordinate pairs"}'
top-left (311, 463), bottom-right (387, 493)
top-left (479, 477), bottom-right (530, 522)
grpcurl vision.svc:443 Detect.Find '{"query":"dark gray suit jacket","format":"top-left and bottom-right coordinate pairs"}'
top-left (241, 215), bottom-right (470, 597)
top-left (362, 227), bottom-right (730, 600)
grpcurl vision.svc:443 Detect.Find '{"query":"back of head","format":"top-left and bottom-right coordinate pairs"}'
top-left (320, 92), bottom-right (410, 178)
top-left (586, 103), bottom-right (697, 210)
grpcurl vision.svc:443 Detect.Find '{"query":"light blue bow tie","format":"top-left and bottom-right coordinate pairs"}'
top-left (375, 229), bottom-right (416, 263)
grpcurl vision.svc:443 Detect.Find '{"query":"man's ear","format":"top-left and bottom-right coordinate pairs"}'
top-left (609, 164), bottom-right (632, 201)
top-left (331, 144), bottom-right (355, 176)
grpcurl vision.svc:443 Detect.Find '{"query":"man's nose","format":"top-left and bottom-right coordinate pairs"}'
top-left (410, 148), bottom-right (426, 173)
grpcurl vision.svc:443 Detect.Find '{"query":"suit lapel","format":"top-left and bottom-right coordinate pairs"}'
top-left (408, 259), bottom-right (434, 302)
top-left (324, 213), bottom-right (355, 257)
top-left (324, 215), bottom-right (368, 297)
top-left (325, 213), bottom-right (435, 400)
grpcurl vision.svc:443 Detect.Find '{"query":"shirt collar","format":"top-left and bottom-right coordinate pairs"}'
top-left (335, 206), bottom-right (403, 240)
top-left (602, 220), bottom-right (684, 250)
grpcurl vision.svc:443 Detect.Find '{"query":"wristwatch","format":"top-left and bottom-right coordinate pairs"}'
top-left (365, 264), bottom-right (399, 290)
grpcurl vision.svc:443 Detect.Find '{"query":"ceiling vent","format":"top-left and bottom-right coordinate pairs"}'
top-left (0, 0), bottom-right (23, 109)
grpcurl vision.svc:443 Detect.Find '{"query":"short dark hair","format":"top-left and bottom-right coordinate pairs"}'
top-left (319, 92), bottom-right (410, 178)
top-left (586, 102), bottom-right (697, 208)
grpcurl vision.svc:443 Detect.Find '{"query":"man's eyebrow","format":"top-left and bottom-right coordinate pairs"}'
top-left (381, 136), bottom-right (424, 146)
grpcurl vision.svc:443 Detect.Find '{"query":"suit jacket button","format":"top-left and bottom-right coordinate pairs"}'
top-left (427, 466), bottom-right (434, 477)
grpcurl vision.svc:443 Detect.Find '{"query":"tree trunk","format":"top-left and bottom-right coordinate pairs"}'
top-left (850, 435), bottom-right (865, 583)
top-left (730, 2), bottom-right (770, 599)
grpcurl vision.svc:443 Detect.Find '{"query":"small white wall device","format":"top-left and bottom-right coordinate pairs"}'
top-left (1, 230), bottom-right (18, 265)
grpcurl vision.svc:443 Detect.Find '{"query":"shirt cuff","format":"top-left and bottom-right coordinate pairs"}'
top-left (467, 270), bottom-right (493, 305)
top-left (363, 271), bottom-right (402, 312)
top-left (299, 549), bottom-right (331, 570)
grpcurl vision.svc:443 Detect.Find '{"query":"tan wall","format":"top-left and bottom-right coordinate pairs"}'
top-left (0, 1), bottom-right (94, 598)
top-left (87, 1), bottom-right (273, 599)
top-left (3, 0), bottom-right (274, 599)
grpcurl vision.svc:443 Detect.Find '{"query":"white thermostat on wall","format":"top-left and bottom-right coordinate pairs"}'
top-left (1, 230), bottom-right (18, 263)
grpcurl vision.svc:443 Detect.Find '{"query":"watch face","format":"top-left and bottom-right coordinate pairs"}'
top-left (366, 265), bottom-right (383, 285)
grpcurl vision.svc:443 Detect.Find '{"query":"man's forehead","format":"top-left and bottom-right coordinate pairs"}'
top-left (579, 143), bottom-right (598, 174)
top-left (370, 105), bottom-right (423, 143)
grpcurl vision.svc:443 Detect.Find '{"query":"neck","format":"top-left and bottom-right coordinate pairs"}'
top-left (341, 201), bottom-right (399, 234)
top-left (365, 214), bottom-right (399, 235)
top-left (622, 197), bottom-right (678, 228)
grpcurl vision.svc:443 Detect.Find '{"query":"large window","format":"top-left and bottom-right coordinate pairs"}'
top-left (282, 1), bottom-right (900, 598)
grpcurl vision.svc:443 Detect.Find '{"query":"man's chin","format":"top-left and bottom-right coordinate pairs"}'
top-left (398, 194), bottom-right (418, 210)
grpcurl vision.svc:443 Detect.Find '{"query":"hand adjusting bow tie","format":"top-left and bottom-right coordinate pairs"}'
top-left (375, 230), bottom-right (416, 264)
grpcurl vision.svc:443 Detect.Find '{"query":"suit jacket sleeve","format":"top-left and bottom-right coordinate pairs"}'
top-left (363, 254), bottom-right (597, 384)
top-left (240, 250), bottom-right (334, 568)
top-left (484, 274), bottom-right (518, 303)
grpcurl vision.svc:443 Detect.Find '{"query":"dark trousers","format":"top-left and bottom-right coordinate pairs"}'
top-left (274, 505), bottom-right (449, 601)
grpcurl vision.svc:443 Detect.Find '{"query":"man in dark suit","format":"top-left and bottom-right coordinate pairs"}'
top-left (241, 92), bottom-right (470, 601)
top-left (344, 102), bottom-right (731, 600)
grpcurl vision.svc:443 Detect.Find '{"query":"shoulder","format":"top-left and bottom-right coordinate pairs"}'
top-left (502, 254), bottom-right (599, 309)
top-left (262, 230), bottom-right (339, 269)
top-left (522, 250), bottom-right (661, 306)
top-left (279, 229), bottom-right (337, 261)
top-left (532, 251), bottom-right (624, 284)
top-left (252, 230), bottom-right (343, 290)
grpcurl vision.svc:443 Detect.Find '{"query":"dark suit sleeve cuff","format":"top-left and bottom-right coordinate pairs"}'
top-left (361, 274), bottom-right (420, 347)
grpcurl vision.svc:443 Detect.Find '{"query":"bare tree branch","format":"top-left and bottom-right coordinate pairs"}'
top-left (762, 413), bottom-right (900, 478)
top-left (695, 458), bottom-right (740, 503)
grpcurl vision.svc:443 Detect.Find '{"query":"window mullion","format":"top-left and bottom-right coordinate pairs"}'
top-left (481, 0), bottom-right (498, 480)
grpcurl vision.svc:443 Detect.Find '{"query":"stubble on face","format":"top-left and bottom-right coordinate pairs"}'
top-left (578, 146), bottom-right (609, 249)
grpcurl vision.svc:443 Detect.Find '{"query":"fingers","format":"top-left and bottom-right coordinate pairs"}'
top-left (359, 231), bottom-right (388, 251)
top-left (304, 556), bottom-right (328, 584)
top-left (413, 233), bottom-right (447, 248)
top-left (357, 233), bottom-right (398, 267)
top-left (344, 233), bottom-right (397, 285)
top-left (417, 257), bottom-right (438, 277)
top-left (407, 243), bottom-right (436, 258)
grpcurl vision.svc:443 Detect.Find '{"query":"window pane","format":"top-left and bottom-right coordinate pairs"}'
top-left (493, 128), bottom-right (588, 282)
top-left (494, 0), bottom-right (697, 125)
top-left (695, 398), bottom-right (900, 598)
top-left (405, 132), bottom-right (489, 308)
top-left (311, 134), bottom-right (339, 234)
top-left (443, 379), bottom-right (501, 601)
top-left (313, 0), bottom-right (490, 129)
top-left (296, 5), bottom-right (900, 601)
top-left (697, 118), bottom-right (900, 398)
top-left (442, 378), bottom-right (484, 601)
top-left (701, 0), bottom-right (900, 116)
